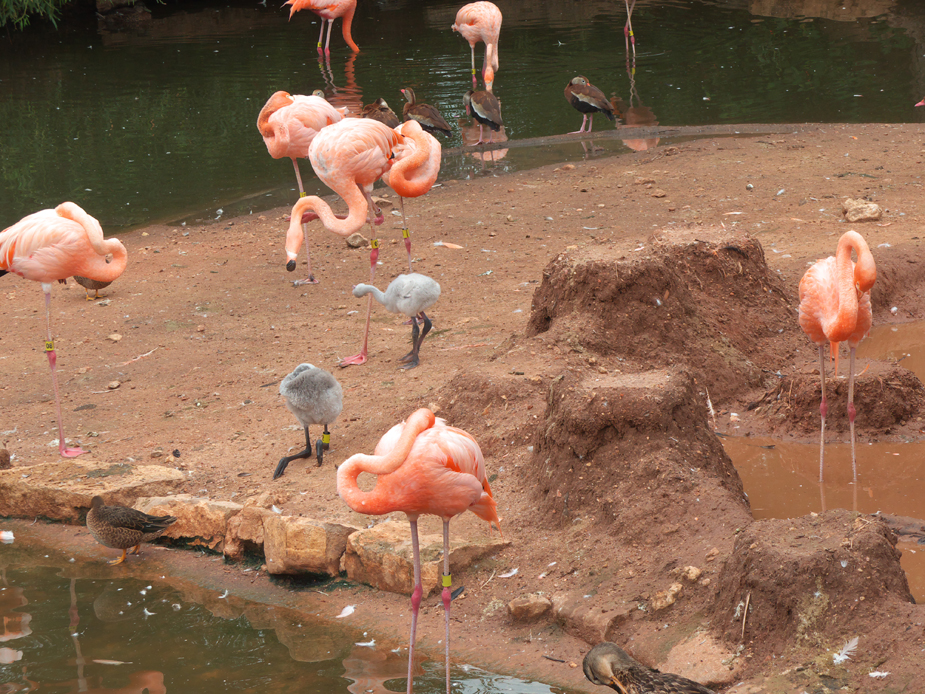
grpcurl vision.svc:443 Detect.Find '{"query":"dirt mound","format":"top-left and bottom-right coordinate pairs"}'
top-left (526, 225), bottom-right (797, 402)
top-left (529, 366), bottom-right (749, 539)
top-left (747, 363), bottom-right (925, 435)
top-left (711, 511), bottom-right (914, 661)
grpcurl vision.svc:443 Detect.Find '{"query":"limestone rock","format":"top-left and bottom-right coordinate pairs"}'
top-left (656, 630), bottom-right (741, 688)
top-left (346, 233), bottom-right (367, 248)
top-left (553, 595), bottom-right (633, 643)
top-left (263, 515), bottom-right (357, 576)
top-left (842, 198), bottom-right (882, 222)
top-left (507, 593), bottom-right (552, 622)
top-left (224, 506), bottom-right (273, 561)
top-left (0, 460), bottom-right (184, 522)
top-left (134, 495), bottom-right (243, 551)
top-left (670, 565), bottom-right (703, 582)
top-left (345, 520), bottom-right (510, 596)
top-left (651, 582), bottom-right (683, 611)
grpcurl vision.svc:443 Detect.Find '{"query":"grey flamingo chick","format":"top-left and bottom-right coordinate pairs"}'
top-left (583, 642), bottom-right (715, 694)
top-left (352, 273), bottom-right (440, 369)
top-left (86, 496), bottom-right (177, 565)
top-left (275, 363), bottom-right (343, 479)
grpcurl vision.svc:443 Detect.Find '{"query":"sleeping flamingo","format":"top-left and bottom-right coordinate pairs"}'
top-left (285, 0), bottom-right (359, 54)
top-left (382, 119), bottom-right (442, 274)
top-left (798, 230), bottom-right (876, 510)
top-left (0, 202), bottom-right (127, 457)
top-left (283, 118), bottom-right (402, 366)
top-left (451, 2), bottom-right (501, 90)
top-left (258, 91), bottom-right (344, 284)
top-left (337, 408), bottom-right (500, 694)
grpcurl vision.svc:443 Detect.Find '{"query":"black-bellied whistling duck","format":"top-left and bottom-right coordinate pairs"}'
top-left (564, 76), bottom-right (615, 134)
top-left (401, 88), bottom-right (452, 137)
top-left (463, 89), bottom-right (502, 144)
top-left (362, 98), bottom-right (401, 128)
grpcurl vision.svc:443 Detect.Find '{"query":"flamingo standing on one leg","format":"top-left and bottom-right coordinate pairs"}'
top-left (0, 202), bottom-right (128, 457)
top-left (381, 120), bottom-right (441, 274)
top-left (258, 91), bottom-right (344, 285)
top-left (798, 230), bottom-right (876, 511)
top-left (451, 2), bottom-right (501, 90)
top-left (337, 408), bottom-right (500, 694)
top-left (283, 118), bottom-right (403, 367)
top-left (285, 0), bottom-right (360, 55)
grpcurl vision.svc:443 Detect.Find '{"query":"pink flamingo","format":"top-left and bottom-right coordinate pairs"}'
top-left (0, 202), bottom-right (127, 457)
top-left (624, 1), bottom-right (637, 58)
top-left (451, 2), bottom-right (501, 91)
top-left (798, 230), bottom-right (876, 510)
top-left (381, 119), bottom-right (442, 274)
top-left (283, 118), bottom-right (402, 366)
top-left (337, 408), bottom-right (500, 694)
top-left (258, 91), bottom-right (344, 285)
top-left (285, 0), bottom-right (360, 55)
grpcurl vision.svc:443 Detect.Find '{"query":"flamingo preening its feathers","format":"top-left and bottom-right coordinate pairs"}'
top-left (1, 202), bottom-right (127, 457)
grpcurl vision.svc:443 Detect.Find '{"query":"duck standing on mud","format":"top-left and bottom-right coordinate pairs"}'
top-left (583, 642), bottom-right (716, 694)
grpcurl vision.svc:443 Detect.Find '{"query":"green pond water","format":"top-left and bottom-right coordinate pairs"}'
top-left (0, 535), bottom-right (574, 694)
top-left (1, 0), bottom-right (924, 233)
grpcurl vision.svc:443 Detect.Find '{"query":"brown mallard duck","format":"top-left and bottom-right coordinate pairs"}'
top-left (583, 642), bottom-right (716, 694)
top-left (362, 98), bottom-right (401, 129)
top-left (401, 88), bottom-right (452, 136)
top-left (564, 76), bottom-right (615, 134)
top-left (73, 275), bottom-right (112, 300)
top-left (86, 496), bottom-right (177, 565)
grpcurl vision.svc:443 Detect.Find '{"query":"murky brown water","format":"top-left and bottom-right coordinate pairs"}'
top-left (722, 435), bottom-right (925, 602)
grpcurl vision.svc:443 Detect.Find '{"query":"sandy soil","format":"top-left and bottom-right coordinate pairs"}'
top-left (4, 122), bottom-right (925, 693)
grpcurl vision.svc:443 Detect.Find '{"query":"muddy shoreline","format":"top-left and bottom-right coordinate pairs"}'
top-left (4, 123), bottom-right (925, 692)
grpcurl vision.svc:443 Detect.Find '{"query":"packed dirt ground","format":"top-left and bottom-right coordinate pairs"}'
top-left (4, 122), bottom-right (925, 692)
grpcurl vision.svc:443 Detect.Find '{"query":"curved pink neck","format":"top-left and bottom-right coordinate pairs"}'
top-left (831, 231), bottom-right (875, 341)
top-left (285, 189), bottom-right (370, 259)
top-left (54, 202), bottom-right (128, 282)
top-left (336, 409), bottom-right (436, 514)
top-left (386, 122), bottom-right (440, 198)
top-left (341, 3), bottom-right (359, 52)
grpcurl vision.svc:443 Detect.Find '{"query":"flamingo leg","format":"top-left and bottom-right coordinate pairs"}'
top-left (400, 197), bottom-right (413, 274)
top-left (317, 19), bottom-right (326, 54)
top-left (42, 285), bottom-right (85, 458)
top-left (399, 312), bottom-right (431, 369)
top-left (274, 425), bottom-right (313, 479)
top-left (847, 346), bottom-right (859, 512)
top-left (816, 344), bottom-right (828, 512)
top-left (568, 114), bottom-right (589, 135)
top-left (291, 159), bottom-right (318, 286)
top-left (324, 18), bottom-right (334, 56)
top-left (339, 240), bottom-right (377, 368)
top-left (441, 519), bottom-right (452, 694)
top-left (625, 0), bottom-right (637, 58)
top-left (406, 519), bottom-right (423, 694)
top-left (470, 45), bottom-right (478, 88)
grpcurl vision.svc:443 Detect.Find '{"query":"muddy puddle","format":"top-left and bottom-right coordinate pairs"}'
top-left (722, 435), bottom-right (925, 602)
top-left (0, 537), bottom-right (573, 694)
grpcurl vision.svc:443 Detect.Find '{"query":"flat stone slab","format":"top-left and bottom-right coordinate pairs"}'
top-left (0, 460), bottom-right (185, 522)
top-left (345, 520), bottom-right (510, 597)
top-left (263, 516), bottom-right (358, 576)
top-left (135, 495), bottom-right (243, 551)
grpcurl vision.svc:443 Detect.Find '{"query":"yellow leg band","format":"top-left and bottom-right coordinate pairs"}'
top-left (402, 228), bottom-right (410, 239)
top-left (442, 574), bottom-right (452, 587)
top-left (45, 340), bottom-right (54, 352)
top-left (371, 238), bottom-right (380, 249)
top-left (322, 432), bottom-right (330, 445)
top-left (300, 192), bottom-right (307, 198)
